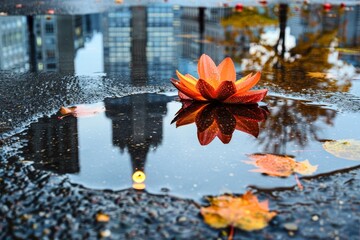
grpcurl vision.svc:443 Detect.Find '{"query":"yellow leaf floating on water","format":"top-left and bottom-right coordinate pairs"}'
top-left (244, 154), bottom-right (318, 177)
top-left (323, 139), bottom-right (360, 161)
top-left (200, 191), bottom-right (276, 232)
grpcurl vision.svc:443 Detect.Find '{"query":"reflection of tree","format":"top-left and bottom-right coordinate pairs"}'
top-left (223, 4), bottom-right (353, 93)
top-left (260, 32), bottom-right (351, 93)
top-left (257, 96), bottom-right (336, 154)
top-left (222, 7), bottom-right (278, 29)
top-left (221, 6), bottom-right (278, 62)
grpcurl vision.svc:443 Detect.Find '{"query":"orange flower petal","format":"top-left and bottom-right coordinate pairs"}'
top-left (178, 91), bottom-right (193, 100)
top-left (215, 107), bottom-right (236, 135)
top-left (176, 70), bottom-right (198, 93)
top-left (216, 131), bottom-right (232, 144)
top-left (197, 121), bottom-right (218, 145)
top-left (197, 54), bottom-right (220, 88)
top-left (234, 117), bottom-right (260, 137)
top-left (171, 79), bottom-right (206, 101)
top-left (224, 89), bottom-right (268, 104)
top-left (227, 105), bottom-right (269, 121)
top-left (215, 107), bottom-right (235, 143)
top-left (196, 79), bottom-right (217, 100)
top-left (236, 72), bottom-right (261, 93)
top-left (217, 57), bottom-right (236, 82)
top-left (185, 73), bottom-right (198, 81)
top-left (195, 104), bottom-right (216, 132)
top-left (234, 73), bottom-right (252, 88)
top-left (215, 81), bottom-right (237, 101)
top-left (171, 103), bottom-right (208, 127)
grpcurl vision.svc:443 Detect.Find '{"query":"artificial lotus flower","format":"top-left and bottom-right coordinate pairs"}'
top-left (171, 54), bottom-right (268, 104)
top-left (171, 102), bottom-right (268, 145)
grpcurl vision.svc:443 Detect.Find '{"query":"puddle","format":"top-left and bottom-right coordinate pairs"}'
top-left (13, 93), bottom-right (360, 201)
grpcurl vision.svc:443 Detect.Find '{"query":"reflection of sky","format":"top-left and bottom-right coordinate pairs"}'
top-left (349, 74), bottom-right (360, 96)
top-left (69, 102), bottom-right (133, 190)
top-left (327, 50), bottom-right (357, 83)
top-left (75, 33), bottom-right (104, 76)
top-left (260, 26), bottom-right (296, 51)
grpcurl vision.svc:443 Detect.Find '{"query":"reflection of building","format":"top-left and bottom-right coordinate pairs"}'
top-left (102, 5), bottom-right (180, 84)
top-left (147, 5), bottom-right (180, 83)
top-left (104, 93), bottom-right (172, 174)
top-left (180, 7), bottom-right (232, 63)
top-left (103, 7), bottom-right (132, 78)
top-left (0, 16), bottom-right (29, 72)
top-left (32, 15), bottom-right (85, 73)
top-left (22, 116), bottom-right (79, 174)
top-left (291, 4), bottom-right (360, 47)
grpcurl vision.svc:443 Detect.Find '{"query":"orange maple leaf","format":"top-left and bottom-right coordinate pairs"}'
top-left (244, 154), bottom-right (318, 177)
top-left (171, 54), bottom-right (268, 104)
top-left (201, 191), bottom-right (276, 235)
top-left (244, 154), bottom-right (318, 190)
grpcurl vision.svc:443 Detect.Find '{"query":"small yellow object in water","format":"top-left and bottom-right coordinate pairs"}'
top-left (132, 171), bottom-right (146, 183)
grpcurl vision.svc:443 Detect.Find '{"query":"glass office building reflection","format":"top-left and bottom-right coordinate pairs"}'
top-left (105, 94), bottom-right (172, 176)
top-left (102, 4), bottom-right (180, 84)
top-left (0, 16), bottom-right (29, 72)
top-left (33, 15), bottom-right (85, 73)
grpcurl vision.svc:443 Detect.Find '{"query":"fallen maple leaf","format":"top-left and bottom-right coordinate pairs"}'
top-left (171, 102), bottom-right (268, 145)
top-left (323, 139), bottom-right (360, 161)
top-left (244, 154), bottom-right (318, 177)
top-left (244, 154), bottom-right (317, 190)
top-left (201, 191), bottom-right (276, 234)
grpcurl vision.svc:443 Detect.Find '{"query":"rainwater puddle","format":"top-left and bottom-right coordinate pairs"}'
top-left (15, 93), bottom-right (360, 201)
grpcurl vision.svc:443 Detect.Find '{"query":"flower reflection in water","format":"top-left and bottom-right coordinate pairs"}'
top-left (172, 102), bottom-right (268, 145)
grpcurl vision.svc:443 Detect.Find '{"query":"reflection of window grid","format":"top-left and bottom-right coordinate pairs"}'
top-left (47, 63), bottom-right (56, 69)
top-left (46, 50), bottom-right (56, 59)
top-left (45, 23), bottom-right (54, 33)
top-left (104, 8), bottom-right (132, 75)
top-left (146, 5), bottom-right (179, 83)
top-left (0, 16), bottom-right (28, 72)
